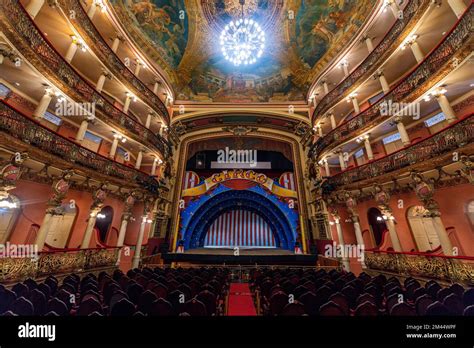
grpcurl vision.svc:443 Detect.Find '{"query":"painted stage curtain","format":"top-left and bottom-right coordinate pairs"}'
top-left (204, 210), bottom-right (276, 248)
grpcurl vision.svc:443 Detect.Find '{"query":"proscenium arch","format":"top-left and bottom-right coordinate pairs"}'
top-left (183, 189), bottom-right (294, 250)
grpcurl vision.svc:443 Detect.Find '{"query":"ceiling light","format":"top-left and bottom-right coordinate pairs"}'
top-left (0, 199), bottom-right (18, 209)
top-left (220, 1), bottom-right (265, 66)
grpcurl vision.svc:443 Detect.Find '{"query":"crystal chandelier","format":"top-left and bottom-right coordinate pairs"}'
top-left (220, 0), bottom-right (265, 66)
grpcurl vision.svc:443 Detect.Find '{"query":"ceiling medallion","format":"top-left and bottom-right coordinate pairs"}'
top-left (220, 0), bottom-right (265, 66)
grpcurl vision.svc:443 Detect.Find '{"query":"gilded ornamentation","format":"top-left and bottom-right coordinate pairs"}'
top-left (0, 152), bottom-right (28, 199)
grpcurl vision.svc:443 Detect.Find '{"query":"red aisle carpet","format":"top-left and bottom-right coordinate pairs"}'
top-left (227, 283), bottom-right (257, 316)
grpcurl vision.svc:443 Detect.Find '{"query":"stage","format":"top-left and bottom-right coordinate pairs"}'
top-left (162, 248), bottom-right (318, 266)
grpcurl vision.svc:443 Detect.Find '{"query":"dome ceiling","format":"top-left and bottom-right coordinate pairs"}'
top-left (109, 0), bottom-right (377, 103)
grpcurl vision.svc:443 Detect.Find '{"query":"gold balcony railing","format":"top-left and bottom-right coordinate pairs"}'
top-left (365, 250), bottom-right (474, 285)
top-left (56, 0), bottom-right (169, 124)
top-left (311, 0), bottom-right (432, 123)
top-left (310, 4), bottom-right (473, 158)
top-left (0, 100), bottom-right (161, 193)
top-left (0, 0), bottom-right (170, 158)
top-left (0, 247), bottom-right (120, 283)
top-left (324, 113), bottom-right (473, 189)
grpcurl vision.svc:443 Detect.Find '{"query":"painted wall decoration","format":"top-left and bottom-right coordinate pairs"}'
top-left (110, 0), bottom-right (377, 102)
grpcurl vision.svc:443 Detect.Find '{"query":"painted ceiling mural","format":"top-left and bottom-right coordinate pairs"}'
top-left (109, 0), bottom-right (377, 103)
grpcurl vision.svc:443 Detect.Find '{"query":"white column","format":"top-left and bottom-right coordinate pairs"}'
top-left (338, 152), bottom-right (346, 170)
top-left (364, 137), bottom-right (374, 161)
top-left (324, 159), bottom-right (330, 176)
top-left (135, 151), bottom-right (143, 169)
top-left (377, 72), bottom-right (390, 94)
top-left (96, 71), bottom-right (109, 93)
top-left (0, 54), bottom-right (4, 65)
top-left (329, 113), bottom-right (337, 129)
top-left (322, 80), bottom-right (329, 95)
top-left (351, 96), bottom-right (360, 114)
top-left (111, 36), bottom-right (122, 53)
top-left (134, 60), bottom-right (142, 77)
top-left (33, 89), bottom-right (53, 119)
top-left (35, 212), bottom-right (53, 250)
top-left (116, 215), bottom-right (129, 265)
top-left (386, 217), bottom-right (402, 252)
top-left (447, 0), bottom-right (468, 18)
top-left (409, 41), bottom-right (424, 63)
top-left (145, 112), bottom-right (153, 128)
top-left (159, 124), bottom-right (165, 137)
top-left (87, 2), bottom-right (98, 19)
top-left (131, 216), bottom-right (147, 268)
top-left (432, 216), bottom-right (454, 256)
top-left (387, 0), bottom-right (401, 18)
top-left (123, 94), bottom-right (132, 114)
top-left (334, 219), bottom-right (351, 271)
top-left (65, 39), bottom-right (79, 63)
top-left (81, 210), bottom-right (99, 248)
top-left (436, 94), bottom-right (457, 123)
top-left (395, 118), bottom-right (411, 146)
top-left (25, 0), bottom-right (45, 19)
top-left (153, 81), bottom-right (160, 94)
top-left (353, 219), bottom-right (366, 268)
top-left (317, 125), bottom-right (323, 137)
top-left (341, 62), bottom-right (349, 77)
top-left (109, 137), bottom-right (119, 159)
top-left (75, 120), bottom-right (89, 143)
top-left (364, 36), bottom-right (374, 53)
top-left (151, 158), bottom-right (158, 176)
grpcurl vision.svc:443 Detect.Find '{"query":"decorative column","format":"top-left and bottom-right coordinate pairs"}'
top-left (373, 185), bottom-right (402, 251)
top-left (323, 158), bottom-right (331, 176)
top-left (151, 157), bottom-right (161, 176)
top-left (116, 193), bottom-right (136, 264)
top-left (433, 89), bottom-right (457, 123)
top-left (330, 209), bottom-right (351, 271)
top-left (81, 183), bottom-right (108, 248)
top-left (447, 0), bottom-right (468, 18)
top-left (145, 111), bottom-right (154, 129)
top-left (375, 70), bottom-right (390, 94)
top-left (25, 0), bottom-right (45, 19)
top-left (135, 150), bottom-right (143, 170)
top-left (87, 0), bottom-right (106, 19)
top-left (385, 0), bottom-right (401, 18)
top-left (316, 125), bottom-right (323, 137)
top-left (404, 35), bottom-right (424, 63)
top-left (65, 36), bottom-right (81, 63)
top-left (123, 92), bottom-right (134, 114)
top-left (95, 69), bottom-right (111, 93)
top-left (75, 119), bottom-right (89, 143)
top-left (109, 134), bottom-right (120, 159)
top-left (328, 112), bottom-right (337, 129)
top-left (111, 35), bottom-right (123, 53)
top-left (35, 170), bottom-right (74, 250)
top-left (153, 80), bottom-right (160, 94)
top-left (132, 198), bottom-right (153, 268)
top-left (363, 34), bottom-right (374, 53)
top-left (134, 59), bottom-right (144, 77)
top-left (347, 94), bottom-right (360, 114)
top-left (337, 151), bottom-right (347, 170)
top-left (410, 172), bottom-right (453, 255)
top-left (33, 88), bottom-right (54, 119)
top-left (343, 192), bottom-right (366, 268)
top-left (340, 60), bottom-right (350, 77)
top-left (363, 135), bottom-right (374, 161)
top-left (321, 80), bottom-right (329, 95)
top-left (394, 117), bottom-right (411, 146)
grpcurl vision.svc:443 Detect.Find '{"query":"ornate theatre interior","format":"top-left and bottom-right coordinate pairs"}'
top-left (0, 0), bottom-right (473, 318)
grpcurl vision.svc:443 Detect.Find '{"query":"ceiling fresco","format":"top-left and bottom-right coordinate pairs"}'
top-left (109, 0), bottom-right (377, 103)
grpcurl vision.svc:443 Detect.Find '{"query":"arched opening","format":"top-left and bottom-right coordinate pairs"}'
top-left (466, 200), bottom-right (474, 231)
top-left (0, 195), bottom-right (20, 243)
top-left (94, 206), bottom-right (114, 243)
top-left (46, 203), bottom-right (77, 248)
top-left (367, 207), bottom-right (388, 247)
top-left (407, 206), bottom-right (441, 252)
top-left (181, 188), bottom-right (295, 251)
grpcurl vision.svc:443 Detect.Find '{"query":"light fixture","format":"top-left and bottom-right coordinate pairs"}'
top-left (424, 87), bottom-right (447, 102)
top-left (376, 216), bottom-right (383, 221)
top-left (113, 133), bottom-right (127, 143)
top-left (401, 34), bottom-right (418, 50)
top-left (96, 213), bottom-right (106, 219)
top-left (220, 0), bottom-right (265, 66)
top-left (126, 92), bottom-right (137, 102)
top-left (0, 198), bottom-right (17, 209)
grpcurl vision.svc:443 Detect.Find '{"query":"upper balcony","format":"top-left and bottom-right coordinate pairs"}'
top-left (0, 99), bottom-right (160, 193)
top-left (309, 4), bottom-right (473, 159)
top-left (310, 0), bottom-right (433, 123)
top-left (0, 0), bottom-right (171, 158)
